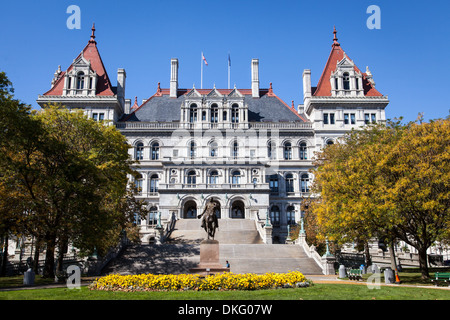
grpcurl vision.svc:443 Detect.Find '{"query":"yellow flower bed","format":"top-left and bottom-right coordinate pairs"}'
top-left (90, 271), bottom-right (307, 291)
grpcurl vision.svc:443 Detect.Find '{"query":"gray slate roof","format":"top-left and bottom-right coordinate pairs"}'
top-left (121, 90), bottom-right (306, 123)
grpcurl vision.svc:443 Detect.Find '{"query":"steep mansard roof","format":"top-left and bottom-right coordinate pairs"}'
top-left (42, 24), bottom-right (115, 97)
top-left (312, 27), bottom-right (383, 97)
top-left (122, 87), bottom-right (307, 123)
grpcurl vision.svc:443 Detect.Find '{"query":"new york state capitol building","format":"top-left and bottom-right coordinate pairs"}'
top-left (37, 26), bottom-right (389, 244)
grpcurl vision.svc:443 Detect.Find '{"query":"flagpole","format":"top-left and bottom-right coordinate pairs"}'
top-left (201, 51), bottom-right (203, 89)
top-left (228, 53), bottom-right (231, 89)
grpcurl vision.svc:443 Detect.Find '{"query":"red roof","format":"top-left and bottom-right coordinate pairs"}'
top-left (313, 28), bottom-right (382, 97)
top-left (43, 25), bottom-right (115, 97)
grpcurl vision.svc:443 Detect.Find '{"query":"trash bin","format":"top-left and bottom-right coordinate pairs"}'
top-left (23, 268), bottom-right (35, 286)
top-left (338, 265), bottom-right (346, 279)
top-left (384, 267), bottom-right (394, 284)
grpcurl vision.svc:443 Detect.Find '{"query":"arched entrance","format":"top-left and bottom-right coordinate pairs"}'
top-left (230, 200), bottom-right (245, 219)
top-left (183, 200), bottom-right (197, 219)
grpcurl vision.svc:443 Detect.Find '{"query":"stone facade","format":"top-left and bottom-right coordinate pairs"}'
top-left (36, 26), bottom-right (389, 245)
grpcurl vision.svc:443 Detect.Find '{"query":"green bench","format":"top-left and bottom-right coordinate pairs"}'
top-left (431, 272), bottom-right (450, 287)
top-left (348, 269), bottom-right (363, 281)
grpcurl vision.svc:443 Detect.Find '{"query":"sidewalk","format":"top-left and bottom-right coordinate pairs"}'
top-left (306, 274), bottom-right (450, 290)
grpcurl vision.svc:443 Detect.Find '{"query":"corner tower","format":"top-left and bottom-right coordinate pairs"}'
top-left (302, 27), bottom-right (389, 147)
top-left (37, 24), bottom-right (126, 124)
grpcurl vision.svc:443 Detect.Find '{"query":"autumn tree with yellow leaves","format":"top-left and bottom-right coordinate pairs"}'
top-left (311, 117), bottom-right (450, 279)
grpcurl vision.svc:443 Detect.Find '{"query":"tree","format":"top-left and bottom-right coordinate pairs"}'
top-left (311, 118), bottom-right (450, 279)
top-left (0, 72), bottom-right (43, 275)
top-left (28, 104), bottom-right (140, 277)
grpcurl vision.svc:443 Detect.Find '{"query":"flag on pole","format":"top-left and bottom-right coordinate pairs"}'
top-left (202, 53), bottom-right (208, 66)
top-left (228, 52), bottom-right (231, 89)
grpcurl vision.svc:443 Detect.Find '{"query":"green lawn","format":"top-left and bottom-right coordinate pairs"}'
top-left (0, 283), bottom-right (449, 300)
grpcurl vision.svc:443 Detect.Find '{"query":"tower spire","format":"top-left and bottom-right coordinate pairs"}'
top-left (332, 26), bottom-right (340, 47)
top-left (89, 23), bottom-right (96, 44)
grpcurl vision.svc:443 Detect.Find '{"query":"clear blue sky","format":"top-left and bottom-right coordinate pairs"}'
top-left (1, 0), bottom-right (449, 122)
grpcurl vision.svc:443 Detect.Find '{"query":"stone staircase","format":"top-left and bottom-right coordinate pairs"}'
top-left (101, 219), bottom-right (323, 275)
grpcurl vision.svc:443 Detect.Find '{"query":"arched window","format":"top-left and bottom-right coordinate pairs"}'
top-left (76, 71), bottom-right (85, 90)
top-left (270, 206), bottom-right (280, 226)
top-left (209, 170), bottom-right (219, 185)
top-left (231, 170), bottom-right (241, 187)
top-left (326, 140), bottom-right (334, 146)
top-left (189, 103), bottom-right (198, 123)
top-left (267, 141), bottom-right (276, 159)
top-left (287, 206), bottom-right (296, 225)
top-left (343, 72), bottom-right (350, 90)
top-left (232, 140), bottom-right (239, 159)
top-left (151, 142), bottom-right (160, 160)
top-left (134, 173), bottom-right (143, 195)
top-left (148, 206), bottom-right (158, 226)
top-left (149, 174), bottom-right (159, 194)
top-left (209, 140), bottom-right (218, 157)
top-left (231, 104), bottom-right (239, 123)
top-left (284, 142), bottom-right (292, 160)
top-left (190, 141), bottom-right (196, 159)
top-left (135, 142), bottom-right (144, 160)
top-left (299, 142), bottom-right (308, 160)
top-left (211, 104), bottom-right (218, 123)
top-left (301, 174), bottom-right (310, 193)
top-left (187, 170), bottom-right (196, 187)
top-left (285, 173), bottom-right (294, 193)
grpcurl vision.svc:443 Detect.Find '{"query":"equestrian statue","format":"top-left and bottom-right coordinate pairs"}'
top-left (197, 199), bottom-right (219, 240)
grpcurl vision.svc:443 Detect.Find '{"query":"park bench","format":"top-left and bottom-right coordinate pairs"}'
top-left (431, 272), bottom-right (450, 287)
top-left (348, 269), bottom-right (363, 281)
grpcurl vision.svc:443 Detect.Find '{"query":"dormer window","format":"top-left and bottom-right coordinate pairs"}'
top-left (211, 104), bottom-right (218, 123)
top-left (189, 104), bottom-right (198, 123)
top-left (343, 72), bottom-right (350, 90)
top-left (231, 104), bottom-right (239, 123)
top-left (76, 71), bottom-right (85, 90)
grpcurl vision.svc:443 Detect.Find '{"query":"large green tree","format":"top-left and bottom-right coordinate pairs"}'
top-left (1, 71), bottom-right (147, 278)
top-left (311, 118), bottom-right (450, 279)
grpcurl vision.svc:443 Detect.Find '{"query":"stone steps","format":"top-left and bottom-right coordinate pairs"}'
top-left (168, 219), bottom-right (263, 244)
top-left (102, 218), bottom-right (323, 275)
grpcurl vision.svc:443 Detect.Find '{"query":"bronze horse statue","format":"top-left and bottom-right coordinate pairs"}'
top-left (197, 199), bottom-right (219, 240)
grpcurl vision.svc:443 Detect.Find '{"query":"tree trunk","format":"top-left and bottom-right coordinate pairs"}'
top-left (33, 239), bottom-right (41, 274)
top-left (364, 241), bottom-right (372, 267)
top-left (56, 237), bottom-right (67, 274)
top-left (0, 235), bottom-right (8, 277)
top-left (418, 247), bottom-right (430, 280)
top-left (43, 234), bottom-right (56, 279)
top-left (388, 239), bottom-right (397, 270)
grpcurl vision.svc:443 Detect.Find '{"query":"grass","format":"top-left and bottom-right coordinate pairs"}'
top-left (0, 282), bottom-right (449, 300)
top-left (1, 269), bottom-right (449, 300)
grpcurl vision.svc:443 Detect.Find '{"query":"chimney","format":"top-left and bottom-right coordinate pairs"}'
top-left (251, 59), bottom-right (259, 98)
top-left (302, 69), bottom-right (311, 101)
top-left (117, 68), bottom-right (126, 109)
top-left (124, 99), bottom-right (131, 114)
top-left (170, 58), bottom-right (178, 98)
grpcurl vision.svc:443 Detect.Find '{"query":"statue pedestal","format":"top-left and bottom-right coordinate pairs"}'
top-left (189, 239), bottom-right (230, 275)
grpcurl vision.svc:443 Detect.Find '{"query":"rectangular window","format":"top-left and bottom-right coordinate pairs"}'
top-left (93, 113), bottom-right (98, 121)
top-left (371, 113), bottom-right (376, 123)
top-left (323, 113), bottom-right (329, 124)
top-left (364, 114), bottom-right (370, 124)
top-left (351, 113), bottom-right (356, 124)
top-left (99, 113), bottom-right (104, 121)
top-left (269, 175), bottom-right (279, 193)
top-left (330, 113), bottom-right (335, 125)
top-left (344, 113), bottom-right (349, 125)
